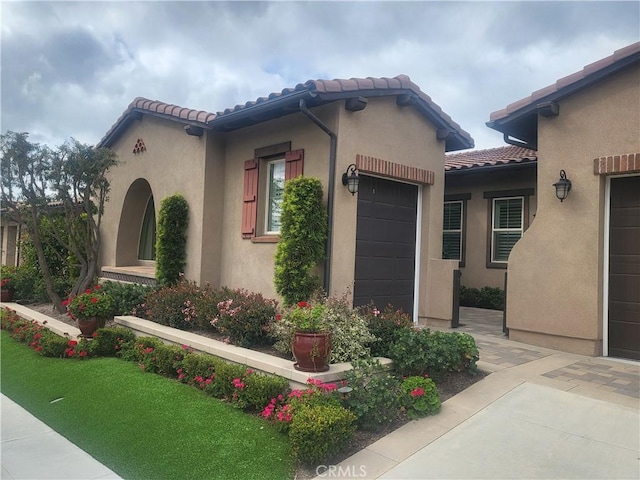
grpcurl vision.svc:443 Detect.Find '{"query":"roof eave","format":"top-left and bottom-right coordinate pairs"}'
top-left (445, 159), bottom-right (537, 175)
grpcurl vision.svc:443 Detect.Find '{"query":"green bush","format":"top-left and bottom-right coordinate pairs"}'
top-left (155, 194), bottom-right (189, 286)
top-left (232, 370), bottom-right (289, 411)
top-left (180, 352), bottom-right (220, 384)
top-left (274, 177), bottom-right (327, 306)
top-left (39, 334), bottom-right (69, 358)
top-left (360, 303), bottom-right (414, 357)
top-left (342, 358), bottom-right (401, 431)
top-left (289, 403), bottom-right (356, 465)
top-left (151, 343), bottom-right (189, 377)
top-left (389, 329), bottom-right (479, 381)
top-left (460, 285), bottom-right (504, 310)
top-left (214, 288), bottom-right (278, 347)
top-left (100, 281), bottom-right (155, 316)
top-left (209, 361), bottom-right (248, 399)
top-left (89, 327), bottom-right (136, 357)
top-left (401, 376), bottom-right (441, 419)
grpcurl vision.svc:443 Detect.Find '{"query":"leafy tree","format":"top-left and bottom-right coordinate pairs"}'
top-left (1, 131), bottom-right (118, 312)
top-left (155, 193), bottom-right (189, 286)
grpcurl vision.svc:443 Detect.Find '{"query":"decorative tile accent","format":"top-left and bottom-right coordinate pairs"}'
top-left (133, 138), bottom-right (146, 154)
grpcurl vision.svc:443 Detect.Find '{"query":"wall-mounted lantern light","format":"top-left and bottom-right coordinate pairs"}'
top-left (342, 163), bottom-right (359, 196)
top-left (553, 170), bottom-right (572, 202)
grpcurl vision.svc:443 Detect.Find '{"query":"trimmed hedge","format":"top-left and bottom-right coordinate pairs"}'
top-left (155, 194), bottom-right (189, 286)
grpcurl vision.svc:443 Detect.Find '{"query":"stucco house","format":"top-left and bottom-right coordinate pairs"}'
top-left (485, 42), bottom-right (639, 360)
top-left (96, 75), bottom-right (473, 323)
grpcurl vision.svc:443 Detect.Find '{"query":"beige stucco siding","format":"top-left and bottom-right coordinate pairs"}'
top-left (445, 167), bottom-right (537, 288)
top-left (218, 105), bottom-right (335, 297)
top-left (100, 115), bottom-right (208, 281)
top-left (506, 64), bottom-right (640, 355)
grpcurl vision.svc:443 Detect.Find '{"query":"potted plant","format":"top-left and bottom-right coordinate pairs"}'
top-left (64, 285), bottom-right (114, 337)
top-left (285, 301), bottom-right (331, 372)
top-left (0, 265), bottom-right (17, 302)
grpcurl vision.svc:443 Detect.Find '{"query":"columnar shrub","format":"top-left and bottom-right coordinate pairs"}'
top-left (289, 403), bottom-right (356, 465)
top-left (360, 303), bottom-right (414, 357)
top-left (274, 177), bottom-right (327, 306)
top-left (213, 288), bottom-right (278, 347)
top-left (155, 194), bottom-right (189, 286)
top-left (400, 376), bottom-right (441, 419)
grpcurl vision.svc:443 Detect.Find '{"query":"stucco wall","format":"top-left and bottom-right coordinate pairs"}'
top-left (100, 115), bottom-right (208, 281)
top-left (506, 64), bottom-right (640, 355)
top-left (445, 166), bottom-right (537, 288)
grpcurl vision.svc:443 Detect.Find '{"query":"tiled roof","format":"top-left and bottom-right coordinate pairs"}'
top-left (445, 145), bottom-right (537, 171)
top-left (98, 75), bottom-right (473, 150)
top-left (490, 42), bottom-right (640, 122)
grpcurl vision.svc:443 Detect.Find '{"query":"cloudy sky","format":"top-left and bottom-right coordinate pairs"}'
top-left (2, 1), bottom-right (638, 151)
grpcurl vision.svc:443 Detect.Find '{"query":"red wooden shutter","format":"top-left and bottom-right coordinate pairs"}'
top-left (241, 159), bottom-right (259, 238)
top-left (285, 149), bottom-right (304, 180)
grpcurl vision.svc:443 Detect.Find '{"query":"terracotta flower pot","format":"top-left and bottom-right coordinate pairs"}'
top-left (77, 317), bottom-right (106, 337)
top-left (0, 288), bottom-right (15, 303)
top-left (292, 332), bottom-right (331, 372)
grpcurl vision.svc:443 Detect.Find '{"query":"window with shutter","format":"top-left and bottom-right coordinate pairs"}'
top-left (491, 197), bottom-right (524, 262)
top-left (241, 147), bottom-right (304, 239)
top-left (443, 201), bottom-right (463, 261)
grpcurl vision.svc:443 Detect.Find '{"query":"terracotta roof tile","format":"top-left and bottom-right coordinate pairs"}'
top-left (490, 42), bottom-right (640, 122)
top-left (445, 145), bottom-right (537, 171)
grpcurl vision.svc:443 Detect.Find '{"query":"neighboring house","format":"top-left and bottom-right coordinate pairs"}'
top-left (486, 42), bottom-right (639, 360)
top-left (0, 214), bottom-right (20, 267)
top-left (96, 75), bottom-right (473, 322)
top-left (443, 146), bottom-right (537, 289)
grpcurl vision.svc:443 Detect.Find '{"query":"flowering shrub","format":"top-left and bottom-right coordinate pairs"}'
top-left (88, 327), bottom-right (136, 357)
top-left (138, 280), bottom-right (220, 331)
top-left (360, 303), bottom-right (414, 357)
top-left (213, 288), bottom-right (278, 347)
top-left (63, 339), bottom-right (90, 359)
top-left (0, 265), bottom-right (17, 290)
top-left (64, 285), bottom-right (114, 321)
top-left (400, 375), bottom-right (441, 419)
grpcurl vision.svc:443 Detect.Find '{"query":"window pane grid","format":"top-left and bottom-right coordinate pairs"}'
top-left (492, 197), bottom-right (523, 263)
top-left (266, 160), bottom-right (285, 233)
top-left (443, 201), bottom-right (463, 261)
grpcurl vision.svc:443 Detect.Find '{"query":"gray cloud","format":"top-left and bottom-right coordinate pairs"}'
top-left (1, 1), bottom-right (638, 149)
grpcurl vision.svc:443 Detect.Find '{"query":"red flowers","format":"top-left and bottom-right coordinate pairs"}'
top-left (410, 387), bottom-right (425, 398)
top-left (91, 297), bottom-right (98, 304)
top-left (297, 301), bottom-right (308, 308)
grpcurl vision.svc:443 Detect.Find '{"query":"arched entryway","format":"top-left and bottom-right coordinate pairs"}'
top-left (115, 178), bottom-right (156, 266)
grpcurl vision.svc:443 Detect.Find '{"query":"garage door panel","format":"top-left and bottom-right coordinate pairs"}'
top-left (609, 175), bottom-right (640, 360)
top-left (354, 176), bottom-right (418, 316)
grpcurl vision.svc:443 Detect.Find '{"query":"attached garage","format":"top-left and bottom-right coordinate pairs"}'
top-left (608, 175), bottom-right (640, 360)
top-left (353, 175), bottom-right (419, 317)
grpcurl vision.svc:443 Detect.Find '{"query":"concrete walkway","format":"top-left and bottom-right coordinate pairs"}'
top-left (2, 305), bottom-right (639, 479)
top-left (320, 307), bottom-right (640, 479)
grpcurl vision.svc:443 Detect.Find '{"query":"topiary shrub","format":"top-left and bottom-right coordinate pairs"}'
top-left (155, 194), bottom-right (189, 286)
top-left (274, 177), bottom-right (327, 306)
top-left (401, 376), bottom-right (441, 419)
top-left (289, 403), bottom-right (356, 465)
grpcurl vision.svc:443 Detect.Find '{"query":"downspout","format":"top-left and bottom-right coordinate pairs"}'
top-left (299, 99), bottom-right (337, 294)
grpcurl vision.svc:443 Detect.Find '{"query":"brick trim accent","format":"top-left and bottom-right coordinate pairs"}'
top-left (355, 154), bottom-right (435, 185)
top-left (593, 153), bottom-right (640, 175)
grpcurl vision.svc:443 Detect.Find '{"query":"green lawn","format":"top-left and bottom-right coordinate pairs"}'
top-left (1, 330), bottom-right (294, 480)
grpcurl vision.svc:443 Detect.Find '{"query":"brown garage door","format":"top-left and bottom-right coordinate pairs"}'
top-left (608, 175), bottom-right (640, 360)
top-left (353, 176), bottom-right (418, 316)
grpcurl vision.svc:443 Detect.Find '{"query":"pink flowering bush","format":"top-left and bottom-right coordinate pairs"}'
top-left (213, 288), bottom-right (278, 347)
top-left (400, 375), bottom-right (441, 419)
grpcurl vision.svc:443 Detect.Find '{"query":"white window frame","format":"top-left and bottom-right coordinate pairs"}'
top-left (491, 196), bottom-right (524, 263)
top-left (443, 200), bottom-right (463, 261)
top-left (264, 158), bottom-right (285, 234)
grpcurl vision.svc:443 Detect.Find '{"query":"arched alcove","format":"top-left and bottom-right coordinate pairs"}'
top-left (115, 178), bottom-right (155, 266)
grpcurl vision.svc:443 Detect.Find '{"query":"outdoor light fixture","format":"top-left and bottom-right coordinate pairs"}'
top-left (342, 163), bottom-right (359, 195)
top-left (553, 170), bottom-right (572, 202)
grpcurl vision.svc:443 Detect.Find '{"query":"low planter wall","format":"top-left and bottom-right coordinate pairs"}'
top-left (115, 315), bottom-right (392, 389)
